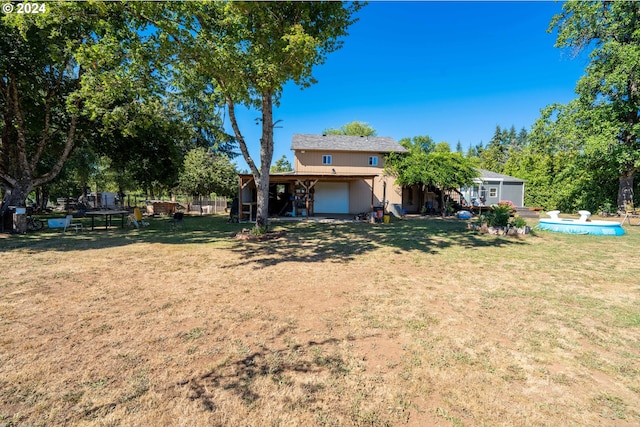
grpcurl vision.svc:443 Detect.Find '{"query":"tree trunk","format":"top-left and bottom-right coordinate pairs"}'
top-left (617, 169), bottom-right (634, 209)
top-left (1, 179), bottom-right (32, 218)
top-left (1, 72), bottom-right (81, 220)
top-left (255, 93), bottom-right (275, 230)
top-left (225, 91), bottom-right (276, 232)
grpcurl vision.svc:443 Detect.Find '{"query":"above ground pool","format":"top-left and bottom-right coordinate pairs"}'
top-left (538, 218), bottom-right (625, 236)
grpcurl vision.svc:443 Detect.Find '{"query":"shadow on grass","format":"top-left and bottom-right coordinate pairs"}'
top-left (0, 214), bottom-right (243, 253)
top-left (223, 217), bottom-right (528, 268)
top-left (0, 215), bottom-right (527, 265)
top-left (76, 336), bottom-right (353, 421)
top-left (177, 336), bottom-right (355, 412)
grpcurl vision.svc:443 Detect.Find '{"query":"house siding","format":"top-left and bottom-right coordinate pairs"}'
top-left (291, 150), bottom-right (402, 214)
top-left (478, 181), bottom-right (524, 207)
top-left (295, 151), bottom-right (386, 175)
top-left (348, 175), bottom-right (402, 214)
top-left (350, 180), bottom-right (372, 213)
top-left (501, 182), bottom-right (525, 206)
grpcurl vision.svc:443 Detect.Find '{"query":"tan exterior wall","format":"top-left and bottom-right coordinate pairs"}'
top-left (347, 175), bottom-right (402, 213)
top-left (291, 149), bottom-right (402, 214)
top-left (294, 150), bottom-right (386, 174)
top-left (385, 175), bottom-right (403, 206)
top-left (349, 180), bottom-right (373, 213)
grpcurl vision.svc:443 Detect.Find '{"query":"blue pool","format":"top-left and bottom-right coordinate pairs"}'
top-left (538, 218), bottom-right (625, 236)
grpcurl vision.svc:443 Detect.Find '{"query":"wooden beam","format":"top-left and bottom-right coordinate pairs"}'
top-left (241, 177), bottom-right (254, 189)
top-left (371, 177), bottom-right (375, 211)
top-left (305, 180), bottom-right (317, 219)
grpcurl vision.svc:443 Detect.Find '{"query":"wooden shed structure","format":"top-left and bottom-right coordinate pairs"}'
top-left (238, 173), bottom-right (379, 221)
top-left (461, 169), bottom-right (526, 207)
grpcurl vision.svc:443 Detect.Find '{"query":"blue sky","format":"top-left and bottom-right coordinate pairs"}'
top-left (228, 1), bottom-right (589, 172)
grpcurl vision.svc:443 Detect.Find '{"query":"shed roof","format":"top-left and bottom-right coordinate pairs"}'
top-left (477, 169), bottom-right (525, 183)
top-left (291, 134), bottom-right (408, 153)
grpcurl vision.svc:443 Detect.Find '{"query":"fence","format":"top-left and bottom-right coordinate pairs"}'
top-left (188, 196), bottom-right (229, 214)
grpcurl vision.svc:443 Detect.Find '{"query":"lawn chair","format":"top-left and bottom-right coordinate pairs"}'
top-left (128, 207), bottom-right (149, 229)
top-left (620, 202), bottom-right (640, 225)
top-left (64, 214), bottom-right (83, 233)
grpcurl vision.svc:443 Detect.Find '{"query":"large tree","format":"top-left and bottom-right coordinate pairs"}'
top-left (323, 120), bottom-right (377, 136)
top-left (398, 135), bottom-right (435, 155)
top-left (143, 2), bottom-right (362, 230)
top-left (0, 2), bottom-right (159, 216)
top-left (504, 102), bottom-right (620, 212)
top-left (386, 136), bottom-right (479, 216)
top-left (270, 155), bottom-right (293, 173)
top-left (179, 147), bottom-right (238, 199)
top-left (550, 1), bottom-right (640, 208)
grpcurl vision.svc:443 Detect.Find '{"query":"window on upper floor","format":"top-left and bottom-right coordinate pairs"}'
top-left (322, 155), bottom-right (332, 165)
top-left (368, 156), bottom-right (378, 166)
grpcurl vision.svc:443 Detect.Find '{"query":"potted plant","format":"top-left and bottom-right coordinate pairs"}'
top-left (510, 216), bottom-right (529, 234)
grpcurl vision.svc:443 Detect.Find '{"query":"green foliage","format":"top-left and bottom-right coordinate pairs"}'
top-left (270, 155), bottom-right (293, 173)
top-left (511, 216), bottom-right (527, 229)
top-left (178, 147), bottom-right (237, 198)
top-left (549, 1), bottom-right (640, 207)
top-left (387, 137), bottom-right (479, 216)
top-left (479, 125), bottom-right (527, 174)
top-left (434, 142), bottom-right (452, 153)
top-left (90, 99), bottom-right (191, 195)
top-left (475, 202), bottom-right (526, 229)
top-left (0, 1), bottom-right (175, 210)
top-left (398, 135), bottom-right (435, 155)
top-left (486, 202), bottom-right (513, 228)
top-left (144, 1), bottom-right (362, 228)
top-left (387, 149), bottom-right (478, 191)
top-left (323, 121), bottom-right (377, 136)
top-left (503, 101), bottom-right (623, 212)
top-left (170, 87), bottom-right (237, 158)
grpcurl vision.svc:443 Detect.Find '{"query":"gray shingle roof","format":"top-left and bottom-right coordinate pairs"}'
top-left (291, 134), bottom-right (408, 153)
top-left (478, 169), bottom-right (525, 183)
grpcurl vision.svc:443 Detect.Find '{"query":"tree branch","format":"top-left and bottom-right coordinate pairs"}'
top-left (33, 67), bottom-right (84, 187)
top-left (10, 76), bottom-right (32, 177)
top-left (225, 93), bottom-right (259, 179)
top-left (31, 58), bottom-right (71, 170)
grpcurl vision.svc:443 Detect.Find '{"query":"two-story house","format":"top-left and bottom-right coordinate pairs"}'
top-left (238, 134), bottom-right (408, 219)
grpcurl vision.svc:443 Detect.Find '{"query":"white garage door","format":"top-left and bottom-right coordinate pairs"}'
top-left (314, 182), bottom-right (349, 213)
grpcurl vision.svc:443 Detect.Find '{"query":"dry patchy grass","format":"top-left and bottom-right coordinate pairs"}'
top-left (1, 215), bottom-right (639, 426)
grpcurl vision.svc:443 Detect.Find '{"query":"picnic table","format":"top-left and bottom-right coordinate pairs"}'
top-left (85, 210), bottom-right (129, 230)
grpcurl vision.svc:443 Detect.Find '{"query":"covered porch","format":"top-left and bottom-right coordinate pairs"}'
top-left (238, 173), bottom-right (380, 221)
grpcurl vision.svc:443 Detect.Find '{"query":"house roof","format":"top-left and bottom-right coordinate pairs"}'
top-left (477, 169), bottom-right (525, 183)
top-left (239, 172), bottom-right (379, 183)
top-left (291, 134), bottom-right (408, 153)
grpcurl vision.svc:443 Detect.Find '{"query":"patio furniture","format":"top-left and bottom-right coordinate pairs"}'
top-left (85, 210), bottom-right (129, 230)
top-left (621, 204), bottom-right (640, 226)
top-left (64, 215), bottom-right (82, 232)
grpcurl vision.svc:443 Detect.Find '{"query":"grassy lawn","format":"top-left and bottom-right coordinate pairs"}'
top-left (1, 214), bottom-right (639, 426)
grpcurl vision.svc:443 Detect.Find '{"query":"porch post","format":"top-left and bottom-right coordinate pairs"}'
top-left (305, 180), bottom-right (310, 220)
top-left (370, 177), bottom-right (375, 211)
top-left (237, 176), bottom-right (243, 222)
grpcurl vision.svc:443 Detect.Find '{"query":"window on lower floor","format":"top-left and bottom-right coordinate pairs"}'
top-left (489, 187), bottom-right (497, 197)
